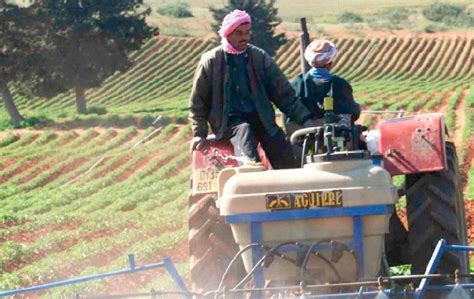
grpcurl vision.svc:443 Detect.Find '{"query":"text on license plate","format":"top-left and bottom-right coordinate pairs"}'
top-left (193, 168), bottom-right (218, 194)
top-left (266, 190), bottom-right (343, 211)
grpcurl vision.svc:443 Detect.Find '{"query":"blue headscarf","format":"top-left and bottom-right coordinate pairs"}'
top-left (308, 67), bottom-right (333, 81)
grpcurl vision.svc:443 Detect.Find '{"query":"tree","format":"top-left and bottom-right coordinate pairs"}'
top-left (210, 0), bottom-right (286, 57)
top-left (38, 0), bottom-right (158, 114)
top-left (0, 1), bottom-right (42, 126)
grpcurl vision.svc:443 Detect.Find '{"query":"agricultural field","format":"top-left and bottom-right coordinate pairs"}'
top-left (144, 0), bottom-right (474, 36)
top-left (0, 32), bottom-right (473, 297)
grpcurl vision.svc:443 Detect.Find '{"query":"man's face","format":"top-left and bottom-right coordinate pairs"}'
top-left (227, 23), bottom-right (251, 51)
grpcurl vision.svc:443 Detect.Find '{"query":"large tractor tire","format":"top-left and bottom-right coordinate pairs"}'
top-left (405, 142), bottom-right (469, 276)
top-left (188, 193), bottom-right (245, 293)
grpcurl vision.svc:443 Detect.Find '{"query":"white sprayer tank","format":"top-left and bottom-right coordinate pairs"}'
top-left (218, 158), bottom-right (397, 283)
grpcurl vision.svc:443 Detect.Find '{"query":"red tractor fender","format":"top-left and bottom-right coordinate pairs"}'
top-left (377, 113), bottom-right (447, 176)
top-left (191, 137), bottom-right (271, 195)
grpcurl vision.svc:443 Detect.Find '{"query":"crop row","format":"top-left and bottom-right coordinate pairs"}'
top-left (1, 36), bottom-right (471, 118)
top-left (0, 126), bottom-right (189, 219)
top-left (0, 127), bottom-right (193, 292)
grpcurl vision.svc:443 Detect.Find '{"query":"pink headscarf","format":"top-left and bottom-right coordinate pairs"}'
top-left (219, 10), bottom-right (252, 55)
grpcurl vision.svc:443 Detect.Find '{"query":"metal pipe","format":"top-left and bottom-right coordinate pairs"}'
top-left (445, 244), bottom-right (474, 251)
top-left (361, 110), bottom-right (405, 114)
top-left (299, 17), bottom-right (311, 74)
top-left (427, 283), bottom-right (474, 290)
top-left (206, 271), bottom-right (474, 296)
top-left (416, 239), bottom-right (447, 298)
top-left (86, 289), bottom-right (202, 299)
top-left (0, 256), bottom-right (186, 298)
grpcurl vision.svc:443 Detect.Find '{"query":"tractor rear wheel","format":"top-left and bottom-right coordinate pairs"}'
top-left (406, 142), bottom-right (469, 276)
top-left (188, 193), bottom-right (245, 293)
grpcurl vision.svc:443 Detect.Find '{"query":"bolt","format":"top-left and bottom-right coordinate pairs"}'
top-left (387, 148), bottom-right (396, 157)
top-left (455, 269), bottom-right (461, 284)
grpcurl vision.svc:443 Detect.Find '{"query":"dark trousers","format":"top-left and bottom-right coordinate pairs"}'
top-left (224, 114), bottom-right (298, 169)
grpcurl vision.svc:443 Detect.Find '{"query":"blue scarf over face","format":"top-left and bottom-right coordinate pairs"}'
top-left (308, 67), bottom-right (333, 81)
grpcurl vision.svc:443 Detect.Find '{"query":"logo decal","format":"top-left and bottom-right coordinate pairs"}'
top-left (266, 194), bottom-right (291, 210)
top-left (265, 190), bottom-right (343, 211)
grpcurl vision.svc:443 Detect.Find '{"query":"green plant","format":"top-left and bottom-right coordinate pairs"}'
top-left (368, 7), bottom-right (411, 30)
top-left (0, 115), bottom-right (49, 129)
top-left (1, 214), bottom-right (19, 225)
top-left (337, 12), bottom-right (363, 23)
top-left (313, 25), bottom-right (328, 36)
top-left (390, 264), bottom-right (411, 275)
top-left (423, 3), bottom-right (473, 27)
top-left (424, 23), bottom-right (448, 33)
top-left (0, 132), bottom-right (17, 147)
top-left (160, 26), bottom-right (191, 37)
top-left (423, 3), bottom-right (463, 22)
top-left (87, 106), bottom-right (108, 115)
top-left (157, 2), bottom-right (193, 18)
top-left (138, 114), bottom-right (157, 127)
top-left (37, 0), bottom-right (157, 114)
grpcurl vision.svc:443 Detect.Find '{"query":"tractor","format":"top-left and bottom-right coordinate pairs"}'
top-left (189, 106), bottom-right (470, 298)
top-left (188, 19), bottom-right (470, 299)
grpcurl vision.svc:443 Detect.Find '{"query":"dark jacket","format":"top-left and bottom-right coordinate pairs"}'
top-left (189, 44), bottom-right (312, 139)
top-left (286, 73), bottom-right (360, 125)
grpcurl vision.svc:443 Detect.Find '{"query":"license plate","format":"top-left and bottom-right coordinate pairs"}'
top-left (193, 168), bottom-right (218, 194)
top-left (266, 190), bottom-right (343, 211)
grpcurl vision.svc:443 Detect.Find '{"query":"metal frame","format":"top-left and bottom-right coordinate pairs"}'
top-left (225, 204), bottom-right (395, 288)
top-left (0, 255), bottom-right (190, 298)
top-left (2, 240), bottom-right (472, 298)
top-left (415, 239), bottom-right (474, 299)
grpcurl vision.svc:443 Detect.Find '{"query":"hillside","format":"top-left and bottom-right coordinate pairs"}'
top-left (143, 0), bottom-right (474, 37)
top-left (0, 34), bottom-right (473, 297)
top-left (3, 35), bottom-right (473, 120)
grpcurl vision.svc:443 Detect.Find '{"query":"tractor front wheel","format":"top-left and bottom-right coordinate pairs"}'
top-left (188, 193), bottom-right (245, 293)
top-left (406, 142), bottom-right (469, 276)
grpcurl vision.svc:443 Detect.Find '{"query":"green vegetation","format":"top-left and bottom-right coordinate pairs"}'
top-left (423, 3), bottom-right (474, 27)
top-left (0, 30), bottom-right (473, 296)
top-left (0, 124), bottom-right (191, 292)
top-left (368, 7), bottom-right (411, 30)
top-left (468, 167), bottom-right (474, 199)
top-left (157, 2), bottom-right (193, 18)
top-left (86, 106), bottom-right (108, 116)
top-left (337, 12), bottom-right (364, 23)
top-left (1, 0), bottom-right (157, 128)
top-left (146, 0), bottom-right (473, 37)
top-left (424, 23), bottom-right (449, 33)
top-left (0, 132), bottom-right (17, 147)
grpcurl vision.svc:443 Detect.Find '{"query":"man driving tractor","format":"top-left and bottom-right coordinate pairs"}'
top-left (188, 10), bottom-right (320, 169)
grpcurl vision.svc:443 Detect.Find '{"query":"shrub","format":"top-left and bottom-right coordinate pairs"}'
top-left (424, 23), bottom-right (448, 33)
top-left (384, 7), bottom-right (410, 28)
top-left (423, 3), bottom-right (474, 27)
top-left (87, 105), bottom-right (108, 115)
top-left (161, 26), bottom-right (190, 37)
top-left (138, 114), bottom-right (157, 127)
top-left (423, 3), bottom-right (464, 22)
top-left (157, 2), bottom-right (193, 18)
top-left (368, 7), bottom-right (411, 30)
top-left (0, 116), bottom-right (51, 130)
top-left (337, 12), bottom-right (364, 23)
